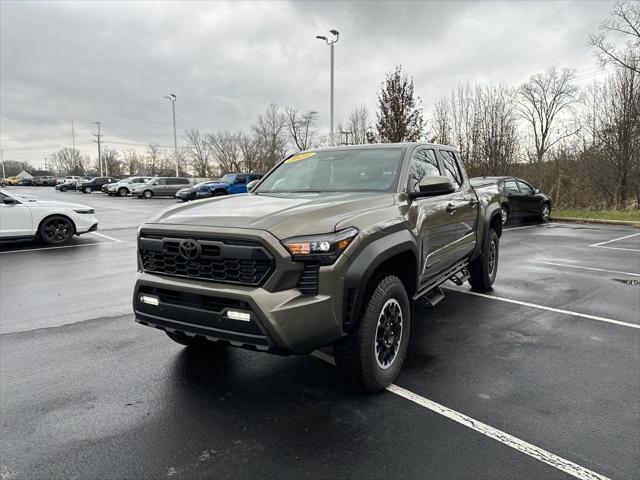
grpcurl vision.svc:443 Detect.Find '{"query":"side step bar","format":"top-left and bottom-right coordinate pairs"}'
top-left (414, 260), bottom-right (469, 301)
top-left (421, 286), bottom-right (445, 307)
top-left (449, 268), bottom-right (470, 286)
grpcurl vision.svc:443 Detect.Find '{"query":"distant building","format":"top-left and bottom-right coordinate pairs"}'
top-left (16, 170), bottom-right (33, 180)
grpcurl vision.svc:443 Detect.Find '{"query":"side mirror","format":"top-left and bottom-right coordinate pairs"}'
top-left (3, 197), bottom-right (18, 205)
top-left (246, 179), bottom-right (259, 192)
top-left (409, 176), bottom-right (456, 199)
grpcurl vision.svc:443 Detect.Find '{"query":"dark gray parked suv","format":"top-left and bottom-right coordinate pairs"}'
top-left (132, 177), bottom-right (190, 198)
top-left (133, 144), bottom-right (502, 391)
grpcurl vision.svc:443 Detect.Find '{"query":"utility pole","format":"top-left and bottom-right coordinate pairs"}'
top-left (164, 94), bottom-right (179, 177)
top-left (93, 122), bottom-right (102, 176)
top-left (316, 30), bottom-right (340, 145)
top-left (1, 150), bottom-right (5, 179)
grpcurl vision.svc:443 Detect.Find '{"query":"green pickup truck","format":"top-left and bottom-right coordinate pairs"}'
top-left (133, 143), bottom-right (502, 392)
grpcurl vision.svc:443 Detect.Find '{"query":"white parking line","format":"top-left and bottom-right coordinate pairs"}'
top-left (91, 232), bottom-right (123, 243)
top-left (447, 287), bottom-right (639, 330)
top-left (503, 224), bottom-right (544, 231)
top-left (0, 234), bottom-right (121, 254)
top-left (591, 245), bottom-right (640, 253)
top-left (311, 351), bottom-right (610, 480)
top-left (590, 232), bottom-right (640, 247)
top-left (535, 261), bottom-right (640, 277)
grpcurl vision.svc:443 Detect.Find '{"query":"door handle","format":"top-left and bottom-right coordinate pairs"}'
top-left (446, 203), bottom-right (457, 214)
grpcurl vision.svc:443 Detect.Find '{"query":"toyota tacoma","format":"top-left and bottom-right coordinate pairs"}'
top-left (133, 143), bottom-right (502, 392)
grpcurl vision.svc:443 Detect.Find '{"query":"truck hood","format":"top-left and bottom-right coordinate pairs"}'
top-left (146, 192), bottom-right (395, 238)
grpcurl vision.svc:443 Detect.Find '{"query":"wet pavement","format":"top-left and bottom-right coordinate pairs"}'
top-left (1, 186), bottom-right (638, 479)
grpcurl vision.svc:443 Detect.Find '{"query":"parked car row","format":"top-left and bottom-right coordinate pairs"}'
top-left (51, 173), bottom-right (264, 201)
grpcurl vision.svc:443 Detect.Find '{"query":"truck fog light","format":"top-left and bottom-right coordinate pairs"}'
top-left (227, 310), bottom-right (251, 322)
top-left (140, 294), bottom-right (159, 306)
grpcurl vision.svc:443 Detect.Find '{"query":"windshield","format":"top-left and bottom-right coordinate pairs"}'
top-left (220, 174), bottom-right (235, 184)
top-left (255, 148), bottom-right (404, 193)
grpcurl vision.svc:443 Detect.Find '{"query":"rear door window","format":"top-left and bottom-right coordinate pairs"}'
top-left (439, 151), bottom-right (462, 188)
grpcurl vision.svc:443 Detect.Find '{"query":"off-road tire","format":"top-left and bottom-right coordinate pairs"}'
top-left (166, 331), bottom-right (226, 350)
top-left (468, 229), bottom-right (499, 292)
top-left (334, 275), bottom-right (411, 393)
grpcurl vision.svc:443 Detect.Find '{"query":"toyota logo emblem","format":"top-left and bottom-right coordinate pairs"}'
top-left (178, 239), bottom-right (201, 261)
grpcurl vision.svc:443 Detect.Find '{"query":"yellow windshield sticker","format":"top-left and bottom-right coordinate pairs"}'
top-left (285, 151), bottom-right (316, 164)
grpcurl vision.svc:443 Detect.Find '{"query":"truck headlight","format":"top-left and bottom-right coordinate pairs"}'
top-left (282, 227), bottom-right (358, 265)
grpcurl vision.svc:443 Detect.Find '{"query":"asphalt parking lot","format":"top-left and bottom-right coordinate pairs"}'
top-left (1, 186), bottom-right (638, 480)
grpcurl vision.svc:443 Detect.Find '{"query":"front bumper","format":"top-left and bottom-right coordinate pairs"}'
top-left (133, 225), bottom-right (349, 354)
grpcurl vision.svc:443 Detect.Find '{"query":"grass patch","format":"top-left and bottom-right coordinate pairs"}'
top-left (553, 209), bottom-right (640, 222)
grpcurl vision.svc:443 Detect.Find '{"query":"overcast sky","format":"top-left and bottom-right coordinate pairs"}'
top-left (0, 0), bottom-right (615, 168)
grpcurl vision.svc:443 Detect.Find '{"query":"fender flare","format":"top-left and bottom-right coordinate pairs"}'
top-left (343, 229), bottom-right (418, 330)
top-left (471, 205), bottom-right (502, 261)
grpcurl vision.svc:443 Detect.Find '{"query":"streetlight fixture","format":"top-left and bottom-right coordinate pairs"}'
top-left (164, 93), bottom-right (179, 177)
top-left (316, 29), bottom-right (340, 145)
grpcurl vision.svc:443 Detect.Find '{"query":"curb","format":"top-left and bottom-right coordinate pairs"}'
top-left (552, 216), bottom-right (640, 227)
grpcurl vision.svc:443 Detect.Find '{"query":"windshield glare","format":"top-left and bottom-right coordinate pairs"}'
top-left (221, 174), bottom-right (235, 183)
top-left (255, 148), bottom-right (404, 193)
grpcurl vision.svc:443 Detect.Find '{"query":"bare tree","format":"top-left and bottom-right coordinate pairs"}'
top-left (0, 160), bottom-right (34, 176)
top-left (124, 150), bottom-right (141, 176)
top-left (48, 147), bottom-right (85, 175)
top-left (100, 146), bottom-right (122, 177)
top-left (590, 0), bottom-right (640, 74)
top-left (345, 105), bottom-right (370, 145)
top-left (208, 131), bottom-right (243, 174)
top-left (593, 62), bottom-right (640, 207)
top-left (253, 103), bottom-right (289, 172)
top-left (286, 107), bottom-right (319, 151)
top-left (430, 97), bottom-right (452, 145)
top-left (239, 133), bottom-right (261, 173)
top-left (146, 143), bottom-right (163, 175)
top-left (516, 67), bottom-right (580, 164)
top-left (184, 129), bottom-right (212, 177)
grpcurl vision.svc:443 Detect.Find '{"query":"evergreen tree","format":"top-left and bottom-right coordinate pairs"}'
top-left (375, 66), bottom-right (425, 142)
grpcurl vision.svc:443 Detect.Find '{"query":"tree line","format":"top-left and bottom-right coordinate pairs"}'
top-left (14, 0), bottom-right (638, 209)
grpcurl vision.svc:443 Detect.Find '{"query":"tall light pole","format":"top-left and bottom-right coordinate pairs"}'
top-left (316, 29), bottom-right (339, 146)
top-left (93, 121), bottom-right (102, 176)
top-left (1, 150), bottom-right (5, 180)
top-left (164, 94), bottom-right (179, 177)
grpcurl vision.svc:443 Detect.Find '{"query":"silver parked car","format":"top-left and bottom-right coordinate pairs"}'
top-left (107, 176), bottom-right (153, 196)
top-left (131, 177), bottom-right (191, 198)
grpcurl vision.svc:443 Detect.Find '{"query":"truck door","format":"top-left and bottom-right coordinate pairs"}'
top-left (406, 147), bottom-right (460, 283)
top-left (439, 150), bottom-right (477, 259)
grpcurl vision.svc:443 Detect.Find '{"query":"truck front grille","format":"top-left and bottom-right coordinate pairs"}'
top-left (139, 234), bottom-right (274, 286)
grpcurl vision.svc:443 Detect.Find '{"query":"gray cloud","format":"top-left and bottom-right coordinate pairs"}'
top-left (0, 0), bottom-right (612, 166)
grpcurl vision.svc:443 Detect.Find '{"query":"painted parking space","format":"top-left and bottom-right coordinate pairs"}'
top-left (0, 192), bottom-right (638, 479)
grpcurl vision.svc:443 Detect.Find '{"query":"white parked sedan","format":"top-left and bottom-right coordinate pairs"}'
top-left (0, 189), bottom-right (98, 245)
